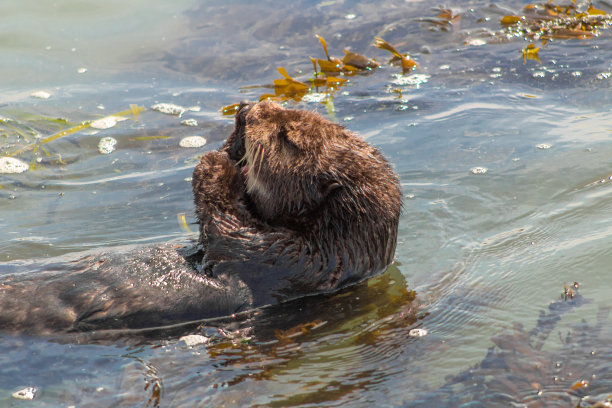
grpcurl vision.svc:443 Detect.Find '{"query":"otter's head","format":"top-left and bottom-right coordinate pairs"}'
top-left (225, 101), bottom-right (401, 238)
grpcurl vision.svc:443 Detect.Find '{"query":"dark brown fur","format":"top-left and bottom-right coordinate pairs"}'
top-left (192, 101), bottom-right (401, 303)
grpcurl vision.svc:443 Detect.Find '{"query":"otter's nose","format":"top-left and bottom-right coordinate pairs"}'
top-left (236, 101), bottom-right (252, 126)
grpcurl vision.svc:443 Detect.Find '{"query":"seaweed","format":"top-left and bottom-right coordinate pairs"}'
top-left (1, 105), bottom-right (146, 170)
top-left (220, 35), bottom-right (403, 116)
top-left (414, 283), bottom-right (612, 407)
top-left (500, 1), bottom-right (611, 42)
top-left (373, 37), bottom-right (418, 74)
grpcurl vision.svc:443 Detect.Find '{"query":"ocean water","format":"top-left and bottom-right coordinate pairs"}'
top-left (1, 0), bottom-right (611, 406)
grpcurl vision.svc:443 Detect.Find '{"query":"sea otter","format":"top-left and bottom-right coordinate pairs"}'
top-left (0, 101), bottom-right (401, 335)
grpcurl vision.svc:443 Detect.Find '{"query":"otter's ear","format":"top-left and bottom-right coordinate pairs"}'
top-left (321, 179), bottom-right (342, 197)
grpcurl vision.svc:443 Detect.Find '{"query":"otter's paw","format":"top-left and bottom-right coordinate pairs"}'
top-left (192, 151), bottom-right (244, 217)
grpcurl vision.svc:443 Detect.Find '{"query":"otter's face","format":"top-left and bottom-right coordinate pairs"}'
top-left (229, 101), bottom-right (341, 223)
top-left (226, 100), bottom-right (399, 229)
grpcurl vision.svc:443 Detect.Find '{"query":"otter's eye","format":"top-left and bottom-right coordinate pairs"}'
top-left (278, 127), bottom-right (300, 152)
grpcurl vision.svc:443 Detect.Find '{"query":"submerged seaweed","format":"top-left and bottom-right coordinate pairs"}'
top-left (411, 284), bottom-right (612, 407)
top-left (0, 105), bottom-right (145, 171)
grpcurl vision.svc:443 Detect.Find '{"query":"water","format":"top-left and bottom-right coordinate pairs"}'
top-left (1, 0), bottom-right (612, 406)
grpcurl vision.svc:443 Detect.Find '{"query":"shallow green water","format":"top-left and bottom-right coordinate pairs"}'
top-left (1, 0), bottom-right (612, 406)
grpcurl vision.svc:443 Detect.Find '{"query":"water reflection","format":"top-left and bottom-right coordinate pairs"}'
top-left (130, 264), bottom-right (422, 407)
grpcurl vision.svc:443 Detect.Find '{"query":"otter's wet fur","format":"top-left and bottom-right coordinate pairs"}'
top-left (194, 101), bottom-right (401, 301)
top-left (0, 101), bottom-right (401, 335)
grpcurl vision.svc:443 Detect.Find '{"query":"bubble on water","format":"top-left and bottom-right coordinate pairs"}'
top-left (439, 64), bottom-right (450, 70)
top-left (180, 334), bottom-right (210, 346)
top-left (12, 387), bottom-right (37, 400)
top-left (391, 73), bottom-right (430, 87)
top-left (572, 71), bottom-right (582, 77)
top-left (470, 166), bottom-right (488, 175)
top-left (409, 328), bottom-right (428, 337)
top-left (181, 118), bottom-right (198, 127)
top-left (0, 157), bottom-right (29, 174)
top-left (98, 137), bottom-right (117, 154)
top-left (345, 13), bottom-right (357, 20)
top-left (151, 103), bottom-right (186, 116)
top-left (596, 72), bottom-right (610, 80)
top-left (302, 93), bottom-right (327, 103)
top-left (536, 143), bottom-right (551, 149)
top-left (465, 38), bottom-right (486, 46)
top-left (30, 90), bottom-right (51, 99)
top-left (179, 136), bottom-right (207, 148)
top-left (91, 116), bottom-right (126, 130)
top-left (532, 71), bottom-right (546, 78)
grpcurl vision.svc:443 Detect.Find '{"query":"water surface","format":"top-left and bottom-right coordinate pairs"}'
top-left (1, 0), bottom-right (612, 406)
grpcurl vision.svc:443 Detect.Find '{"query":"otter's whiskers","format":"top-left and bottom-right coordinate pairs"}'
top-left (245, 142), bottom-right (269, 197)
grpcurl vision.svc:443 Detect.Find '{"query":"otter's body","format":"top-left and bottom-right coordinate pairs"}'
top-left (0, 101), bottom-right (401, 335)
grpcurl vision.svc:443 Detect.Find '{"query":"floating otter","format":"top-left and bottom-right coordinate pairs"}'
top-left (0, 101), bottom-right (401, 335)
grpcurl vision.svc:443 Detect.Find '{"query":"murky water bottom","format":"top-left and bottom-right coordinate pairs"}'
top-left (1, 0), bottom-right (612, 406)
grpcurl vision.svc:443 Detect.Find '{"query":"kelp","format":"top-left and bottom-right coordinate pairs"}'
top-left (499, 0), bottom-right (612, 41)
top-left (221, 35), bottom-right (404, 116)
top-left (314, 34), bottom-right (379, 73)
top-left (1, 105), bottom-right (146, 169)
top-left (522, 42), bottom-right (541, 63)
top-left (374, 37), bottom-right (418, 74)
top-left (415, 1), bottom-right (612, 63)
top-left (417, 6), bottom-right (462, 31)
top-left (415, 282), bottom-right (612, 407)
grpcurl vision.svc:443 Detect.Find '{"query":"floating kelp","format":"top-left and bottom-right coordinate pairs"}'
top-left (269, 67), bottom-right (310, 101)
top-left (523, 42), bottom-right (541, 63)
top-left (374, 37), bottom-right (418, 74)
top-left (417, 6), bottom-right (462, 31)
top-left (419, 1), bottom-right (612, 64)
top-left (220, 35), bottom-right (383, 115)
top-left (499, 1), bottom-right (612, 41)
top-left (314, 34), bottom-right (379, 73)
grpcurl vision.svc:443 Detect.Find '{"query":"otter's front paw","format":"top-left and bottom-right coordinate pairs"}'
top-left (192, 151), bottom-right (244, 217)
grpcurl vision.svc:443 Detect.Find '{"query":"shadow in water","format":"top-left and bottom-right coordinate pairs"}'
top-left (84, 264), bottom-right (425, 407)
